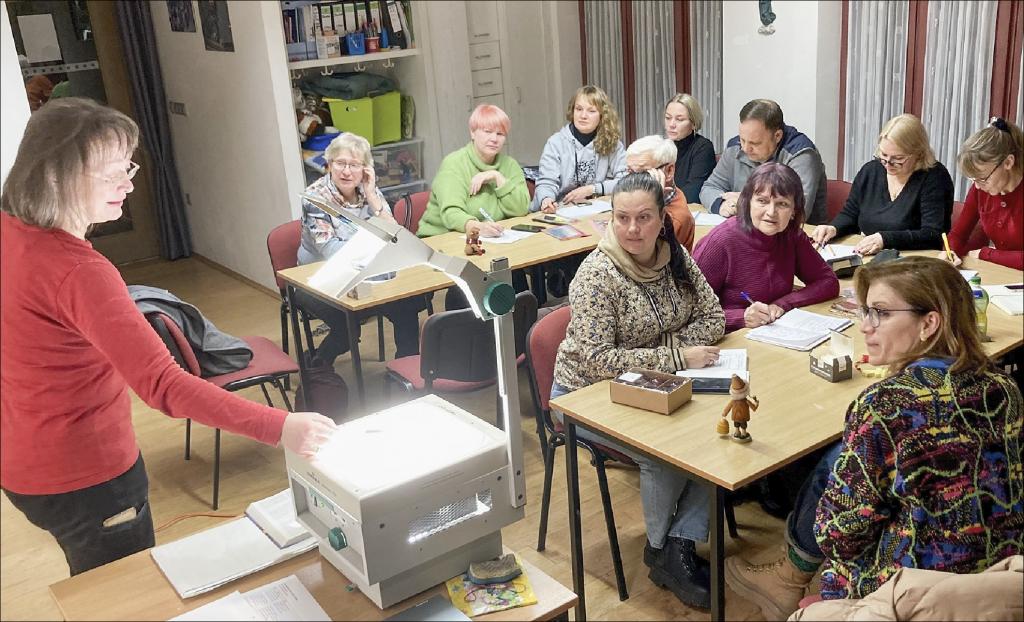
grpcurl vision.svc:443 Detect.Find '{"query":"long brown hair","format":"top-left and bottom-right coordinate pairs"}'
top-left (853, 256), bottom-right (991, 376)
top-left (1, 98), bottom-right (139, 233)
top-left (565, 85), bottom-right (621, 157)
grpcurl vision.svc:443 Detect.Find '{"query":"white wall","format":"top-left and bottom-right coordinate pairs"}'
top-left (722, 1), bottom-right (841, 177)
top-left (150, 0), bottom-right (303, 290)
top-left (1, 1), bottom-right (31, 188)
top-left (544, 0), bottom-right (582, 136)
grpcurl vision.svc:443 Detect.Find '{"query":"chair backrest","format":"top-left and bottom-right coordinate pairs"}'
top-left (145, 312), bottom-right (202, 377)
top-left (825, 179), bottom-right (852, 222)
top-left (526, 178), bottom-right (536, 201)
top-left (392, 190), bottom-right (431, 235)
top-left (951, 200), bottom-right (990, 250)
top-left (419, 291), bottom-right (538, 385)
top-left (525, 305), bottom-right (572, 417)
top-left (267, 220), bottom-right (302, 294)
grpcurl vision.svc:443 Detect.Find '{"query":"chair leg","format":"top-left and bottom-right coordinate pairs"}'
top-left (273, 378), bottom-right (294, 411)
top-left (185, 418), bottom-right (191, 460)
top-left (595, 457), bottom-right (629, 601)
top-left (377, 315), bottom-right (385, 362)
top-left (260, 383), bottom-right (274, 407)
top-left (212, 428), bottom-right (221, 511)
top-left (301, 310), bottom-right (315, 354)
top-left (725, 495), bottom-right (739, 538)
top-left (537, 437), bottom-right (558, 552)
top-left (280, 303), bottom-right (291, 391)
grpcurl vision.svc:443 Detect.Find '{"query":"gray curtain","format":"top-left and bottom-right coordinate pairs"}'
top-left (689, 1), bottom-right (723, 152)
top-left (583, 1), bottom-right (627, 131)
top-left (631, 1), bottom-right (676, 138)
top-left (843, 1), bottom-right (909, 181)
top-left (921, 0), bottom-right (997, 201)
top-left (116, 1), bottom-right (192, 259)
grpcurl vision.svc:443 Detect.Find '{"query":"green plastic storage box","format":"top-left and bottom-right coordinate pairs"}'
top-left (324, 91), bottom-right (401, 147)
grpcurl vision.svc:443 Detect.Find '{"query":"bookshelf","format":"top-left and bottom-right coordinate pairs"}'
top-left (288, 47), bottom-right (419, 71)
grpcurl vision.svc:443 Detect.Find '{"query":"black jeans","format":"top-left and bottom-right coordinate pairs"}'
top-left (4, 453), bottom-right (154, 576)
top-left (293, 288), bottom-right (425, 362)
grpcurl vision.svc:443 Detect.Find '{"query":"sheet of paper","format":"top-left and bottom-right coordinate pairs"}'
top-left (556, 199), bottom-right (612, 220)
top-left (151, 518), bottom-right (317, 598)
top-left (18, 14), bottom-right (62, 62)
top-left (818, 244), bottom-right (858, 261)
top-left (694, 212), bottom-right (727, 226)
top-left (480, 229), bottom-right (534, 244)
top-left (959, 270), bottom-right (979, 281)
top-left (746, 324), bottom-right (830, 351)
top-left (706, 348), bottom-right (747, 371)
top-left (241, 575), bottom-right (330, 621)
top-left (170, 592), bottom-right (262, 621)
top-left (774, 308), bottom-right (852, 332)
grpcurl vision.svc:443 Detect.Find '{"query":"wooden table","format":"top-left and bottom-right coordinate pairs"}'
top-left (49, 545), bottom-right (576, 621)
top-left (551, 242), bottom-right (1023, 621)
top-left (277, 210), bottom-right (611, 402)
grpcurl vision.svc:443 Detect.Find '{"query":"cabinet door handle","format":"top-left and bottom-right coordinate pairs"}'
top-left (516, 86), bottom-right (522, 104)
top-left (473, 54), bottom-right (491, 60)
top-left (477, 81), bottom-right (494, 86)
top-left (473, 32), bottom-right (490, 37)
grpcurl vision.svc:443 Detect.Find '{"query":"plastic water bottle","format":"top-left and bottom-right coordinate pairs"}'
top-left (969, 276), bottom-right (989, 338)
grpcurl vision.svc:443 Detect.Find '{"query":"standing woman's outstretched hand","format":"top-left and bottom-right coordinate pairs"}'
top-left (279, 411), bottom-right (337, 458)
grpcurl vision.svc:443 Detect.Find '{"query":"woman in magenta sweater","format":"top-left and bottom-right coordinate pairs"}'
top-left (693, 163), bottom-right (839, 332)
top-left (0, 99), bottom-right (335, 576)
top-left (942, 117), bottom-right (1023, 271)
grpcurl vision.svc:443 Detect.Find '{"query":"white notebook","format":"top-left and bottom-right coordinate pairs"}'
top-left (745, 308), bottom-right (853, 351)
top-left (983, 284), bottom-right (1024, 316)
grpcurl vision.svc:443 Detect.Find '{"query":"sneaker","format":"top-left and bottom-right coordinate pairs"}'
top-left (724, 555), bottom-right (815, 621)
top-left (647, 537), bottom-right (711, 609)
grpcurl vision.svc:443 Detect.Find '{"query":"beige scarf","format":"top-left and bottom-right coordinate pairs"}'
top-left (597, 221), bottom-right (671, 283)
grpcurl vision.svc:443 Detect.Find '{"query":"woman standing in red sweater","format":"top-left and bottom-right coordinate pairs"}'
top-left (0, 99), bottom-right (335, 575)
top-left (943, 117), bottom-right (1023, 270)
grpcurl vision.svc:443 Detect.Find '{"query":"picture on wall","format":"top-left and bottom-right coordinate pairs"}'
top-left (197, 0), bottom-right (233, 52)
top-left (167, 1), bottom-right (196, 33)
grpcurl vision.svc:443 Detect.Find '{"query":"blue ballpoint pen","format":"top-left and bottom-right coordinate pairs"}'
top-left (740, 291), bottom-right (756, 306)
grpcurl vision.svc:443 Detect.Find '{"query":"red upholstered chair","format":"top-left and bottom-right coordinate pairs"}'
top-left (383, 291), bottom-right (537, 397)
top-left (267, 220), bottom-right (386, 363)
top-left (392, 190), bottom-right (431, 235)
top-left (525, 305), bottom-right (738, 602)
top-left (145, 311), bottom-right (297, 510)
top-left (825, 179), bottom-right (853, 222)
top-left (951, 200), bottom-right (990, 251)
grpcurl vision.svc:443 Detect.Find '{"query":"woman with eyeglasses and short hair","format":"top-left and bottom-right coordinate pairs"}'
top-left (1, 98), bottom-right (336, 576)
top-left (811, 114), bottom-right (954, 255)
top-left (295, 131), bottom-right (424, 363)
top-left (939, 117), bottom-right (1023, 270)
top-left (724, 256), bottom-right (1023, 620)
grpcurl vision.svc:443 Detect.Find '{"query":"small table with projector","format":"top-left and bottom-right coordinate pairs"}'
top-left (551, 249), bottom-right (1023, 622)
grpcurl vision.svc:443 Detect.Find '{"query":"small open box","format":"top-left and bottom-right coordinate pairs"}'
top-left (810, 330), bottom-right (854, 382)
top-left (610, 368), bottom-right (692, 415)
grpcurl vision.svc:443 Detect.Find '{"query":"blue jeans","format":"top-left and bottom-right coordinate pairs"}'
top-left (3, 453), bottom-right (155, 575)
top-left (551, 381), bottom-right (710, 548)
top-left (785, 441), bottom-right (843, 564)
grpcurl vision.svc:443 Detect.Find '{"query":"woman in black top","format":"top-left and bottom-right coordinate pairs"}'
top-left (664, 93), bottom-right (717, 203)
top-left (812, 114), bottom-right (954, 254)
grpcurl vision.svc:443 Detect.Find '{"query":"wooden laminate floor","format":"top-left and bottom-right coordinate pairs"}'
top-left (1, 257), bottom-right (795, 621)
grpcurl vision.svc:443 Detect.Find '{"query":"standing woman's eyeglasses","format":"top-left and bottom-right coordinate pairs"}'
top-left (88, 161), bottom-right (141, 185)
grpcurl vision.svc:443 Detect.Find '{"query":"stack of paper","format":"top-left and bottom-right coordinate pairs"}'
top-left (746, 309), bottom-right (853, 351)
top-left (170, 575), bottom-right (330, 621)
top-left (983, 284), bottom-right (1024, 316)
top-left (152, 517), bottom-right (317, 599)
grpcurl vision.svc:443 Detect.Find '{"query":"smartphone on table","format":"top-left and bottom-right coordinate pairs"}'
top-left (511, 224), bottom-right (545, 233)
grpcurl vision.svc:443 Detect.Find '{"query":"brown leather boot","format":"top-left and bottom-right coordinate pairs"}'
top-left (724, 554), bottom-right (816, 620)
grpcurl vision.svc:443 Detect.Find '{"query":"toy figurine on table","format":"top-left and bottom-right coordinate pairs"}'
top-left (717, 374), bottom-right (758, 443)
top-left (465, 228), bottom-right (486, 256)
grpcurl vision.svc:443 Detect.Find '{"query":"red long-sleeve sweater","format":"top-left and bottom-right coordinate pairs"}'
top-left (947, 181), bottom-right (1023, 270)
top-left (0, 213), bottom-right (287, 495)
top-left (692, 217), bottom-right (840, 332)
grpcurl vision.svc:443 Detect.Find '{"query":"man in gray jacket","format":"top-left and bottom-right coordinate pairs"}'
top-left (699, 99), bottom-right (828, 224)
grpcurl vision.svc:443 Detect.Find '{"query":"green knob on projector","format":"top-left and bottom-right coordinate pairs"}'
top-left (328, 527), bottom-right (347, 550)
top-left (483, 282), bottom-right (516, 316)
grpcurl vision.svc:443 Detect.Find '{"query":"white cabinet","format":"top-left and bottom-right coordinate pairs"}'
top-left (469, 41), bottom-right (500, 71)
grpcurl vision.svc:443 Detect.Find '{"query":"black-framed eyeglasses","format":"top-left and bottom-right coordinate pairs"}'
top-left (856, 305), bottom-right (924, 328)
top-left (875, 154), bottom-right (909, 169)
top-left (967, 154), bottom-right (1007, 184)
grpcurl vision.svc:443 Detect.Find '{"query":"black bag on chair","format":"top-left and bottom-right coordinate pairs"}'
top-left (295, 361), bottom-right (350, 424)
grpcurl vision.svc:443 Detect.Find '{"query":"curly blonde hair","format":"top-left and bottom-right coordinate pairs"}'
top-left (565, 85), bottom-right (621, 157)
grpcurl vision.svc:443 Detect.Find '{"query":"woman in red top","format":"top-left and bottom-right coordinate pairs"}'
top-left (943, 117), bottom-right (1023, 270)
top-left (0, 99), bottom-right (336, 575)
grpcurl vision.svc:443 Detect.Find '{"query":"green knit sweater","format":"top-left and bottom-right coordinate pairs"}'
top-left (417, 143), bottom-right (529, 237)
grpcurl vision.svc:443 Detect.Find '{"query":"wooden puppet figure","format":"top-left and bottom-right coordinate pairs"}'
top-left (465, 229), bottom-right (485, 256)
top-left (719, 374), bottom-right (758, 443)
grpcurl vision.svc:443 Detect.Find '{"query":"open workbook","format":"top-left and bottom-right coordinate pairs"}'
top-left (676, 349), bottom-right (749, 393)
top-left (745, 308), bottom-right (853, 351)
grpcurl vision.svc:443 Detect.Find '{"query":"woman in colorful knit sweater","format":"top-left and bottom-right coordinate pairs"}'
top-left (942, 117), bottom-right (1023, 270)
top-left (417, 104), bottom-right (529, 238)
top-left (725, 256), bottom-right (1022, 620)
top-left (552, 172), bottom-right (725, 609)
top-left (693, 162), bottom-right (839, 333)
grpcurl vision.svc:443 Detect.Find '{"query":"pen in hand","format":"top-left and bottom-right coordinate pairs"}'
top-left (740, 291), bottom-right (756, 306)
top-left (478, 208), bottom-right (495, 223)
